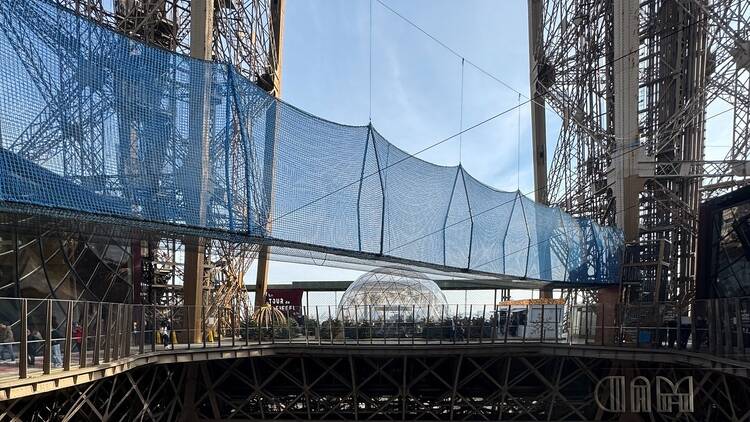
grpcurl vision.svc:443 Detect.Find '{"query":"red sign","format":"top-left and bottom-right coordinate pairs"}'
top-left (266, 288), bottom-right (304, 320)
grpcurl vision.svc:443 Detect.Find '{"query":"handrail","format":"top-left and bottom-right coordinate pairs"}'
top-left (0, 297), bottom-right (746, 383)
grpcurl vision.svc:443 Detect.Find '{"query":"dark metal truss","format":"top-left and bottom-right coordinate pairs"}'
top-left (538, 0), bottom-right (750, 303)
top-left (3, 353), bottom-right (750, 421)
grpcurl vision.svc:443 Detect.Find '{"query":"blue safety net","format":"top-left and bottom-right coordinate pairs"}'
top-left (0, 0), bottom-right (623, 284)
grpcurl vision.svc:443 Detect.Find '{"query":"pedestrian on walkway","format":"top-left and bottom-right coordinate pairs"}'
top-left (51, 324), bottom-right (63, 368)
top-left (0, 322), bottom-right (15, 363)
top-left (72, 322), bottom-right (82, 352)
top-left (27, 329), bottom-right (42, 367)
top-left (160, 323), bottom-right (171, 350)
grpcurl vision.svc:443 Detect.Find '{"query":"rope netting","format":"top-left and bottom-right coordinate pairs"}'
top-left (0, 0), bottom-right (623, 284)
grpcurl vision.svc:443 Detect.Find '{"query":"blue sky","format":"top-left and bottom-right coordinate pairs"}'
top-left (281, 0), bottom-right (539, 183)
top-left (250, 0), bottom-right (561, 291)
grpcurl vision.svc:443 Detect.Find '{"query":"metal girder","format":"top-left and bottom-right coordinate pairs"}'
top-left (3, 353), bottom-right (750, 421)
top-left (536, 0), bottom-right (750, 302)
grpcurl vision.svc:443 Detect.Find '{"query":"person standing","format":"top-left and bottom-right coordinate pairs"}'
top-left (51, 326), bottom-right (63, 368)
top-left (160, 324), bottom-right (171, 350)
top-left (27, 330), bottom-right (42, 367)
top-left (0, 322), bottom-right (15, 363)
top-left (72, 322), bottom-right (83, 353)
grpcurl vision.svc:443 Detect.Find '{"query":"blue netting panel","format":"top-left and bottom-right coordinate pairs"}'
top-left (0, 0), bottom-right (624, 284)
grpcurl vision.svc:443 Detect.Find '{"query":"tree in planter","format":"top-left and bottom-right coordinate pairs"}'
top-left (320, 318), bottom-right (342, 340)
top-left (303, 316), bottom-right (319, 337)
top-left (358, 320), bottom-right (374, 339)
top-left (272, 318), bottom-right (299, 339)
top-left (240, 317), bottom-right (260, 340)
top-left (341, 320), bottom-right (373, 340)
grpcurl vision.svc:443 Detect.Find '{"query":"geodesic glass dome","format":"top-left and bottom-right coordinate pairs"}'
top-left (337, 267), bottom-right (448, 322)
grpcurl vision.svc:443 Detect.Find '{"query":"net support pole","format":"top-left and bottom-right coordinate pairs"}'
top-left (255, 0), bottom-right (285, 307)
top-left (183, 0), bottom-right (214, 344)
top-left (527, 0), bottom-right (548, 206)
top-left (529, 0), bottom-right (553, 295)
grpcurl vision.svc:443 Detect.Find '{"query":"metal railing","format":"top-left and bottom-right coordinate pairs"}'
top-left (0, 297), bottom-right (745, 383)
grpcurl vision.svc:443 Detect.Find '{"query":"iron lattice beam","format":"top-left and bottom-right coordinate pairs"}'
top-left (2, 354), bottom-right (750, 421)
top-left (538, 0), bottom-right (750, 302)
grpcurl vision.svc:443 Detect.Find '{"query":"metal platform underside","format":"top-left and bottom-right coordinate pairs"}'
top-left (1, 343), bottom-right (750, 421)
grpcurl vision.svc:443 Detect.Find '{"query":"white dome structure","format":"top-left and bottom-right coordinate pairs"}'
top-left (337, 267), bottom-right (448, 322)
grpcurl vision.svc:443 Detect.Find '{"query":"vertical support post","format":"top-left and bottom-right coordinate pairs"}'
top-left (63, 301), bottom-right (73, 371)
top-left (736, 298), bottom-right (744, 353)
top-left (706, 299), bottom-right (718, 354)
top-left (354, 305), bottom-right (359, 345)
top-left (493, 294), bottom-right (499, 343)
top-left (185, 302), bottom-right (191, 350)
top-left (440, 305), bottom-right (445, 345)
top-left (467, 304), bottom-right (472, 344)
top-left (232, 302), bottom-right (237, 347)
top-left (342, 306), bottom-right (347, 346)
top-left (691, 301), bottom-right (698, 351)
top-left (600, 303), bottom-right (606, 346)
top-left (426, 305), bottom-right (431, 345)
top-left (254, 0), bottom-right (285, 305)
top-left (184, 243), bottom-right (205, 345)
top-left (184, 0), bottom-right (215, 345)
top-left (369, 306), bottom-right (373, 344)
top-left (724, 299), bottom-right (733, 355)
top-left (254, 248), bottom-right (271, 307)
top-left (412, 305), bottom-right (416, 345)
top-left (328, 306), bottom-right (333, 344)
top-left (93, 303), bottom-right (101, 365)
top-left (152, 305), bottom-right (157, 352)
top-left (202, 303), bottom-right (207, 348)
top-left (503, 305), bottom-right (510, 344)
top-left (397, 305), bottom-right (401, 345)
top-left (453, 304), bottom-right (458, 345)
top-left (316, 306), bottom-right (321, 346)
top-left (218, 308), bottom-right (223, 348)
top-left (245, 303), bottom-right (250, 346)
top-left (122, 306), bottom-right (128, 357)
top-left (43, 300), bottom-right (51, 375)
top-left (125, 305), bottom-right (132, 357)
top-left (585, 302), bottom-right (591, 345)
top-left (111, 305), bottom-right (120, 361)
top-left (287, 309), bottom-right (292, 345)
top-left (635, 307), bottom-right (641, 348)
top-left (735, 298), bottom-right (745, 355)
top-left (528, 0), bottom-right (552, 293)
top-left (612, 0), bottom-right (643, 240)
top-left (527, 0), bottom-right (548, 206)
top-left (554, 303), bottom-right (559, 343)
top-left (118, 306), bottom-right (124, 357)
top-left (19, 299), bottom-right (27, 379)
top-left (80, 302), bottom-right (89, 367)
top-left (139, 305), bottom-right (145, 355)
top-left (480, 305), bottom-right (486, 343)
top-left (103, 304), bottom-right (111, 363)
top-left (254, 102), bottom-right (283, 309)
top-left (491, 303), bottom-right (497, 344)
top-left (540, 304), bottom-right (545, 343)
top-left (304, 306), bottom-right (309, 346)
